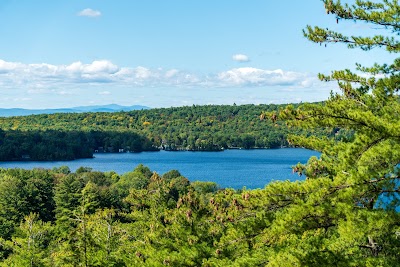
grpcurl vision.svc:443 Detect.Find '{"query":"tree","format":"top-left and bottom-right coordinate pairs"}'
top-left (54, 174), bottom-right (85, 235)
top-left (0, 169), bottom-right (55, 240)
top-left (263, 0), bottom-right (400, 265)
top-left (84, 209), bottom-right (124, 266)
top-left (1, 213), bottom-right (52, 267)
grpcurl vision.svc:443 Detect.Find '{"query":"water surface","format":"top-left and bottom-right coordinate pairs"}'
top-left (0, 148), bottom-right (319, 189)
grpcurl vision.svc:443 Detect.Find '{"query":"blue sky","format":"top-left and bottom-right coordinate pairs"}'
top-left (0, 0), bottom-right (393, 108)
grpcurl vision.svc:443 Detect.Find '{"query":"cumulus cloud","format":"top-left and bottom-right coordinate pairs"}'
top-left (0, 59), bottom-right (122, 86)
top-left (0, 59), bottom-right (316, 93)
top-left (232, 54), bottom-right (250, 62)
top-left (77, 8), bottom-right (101, 18)
top-left (0, 59), bottom-right (20, 73)
top-left (165, 69), bottom-right (180, 78)
top-left (217, 67), bottom-right (314, 87)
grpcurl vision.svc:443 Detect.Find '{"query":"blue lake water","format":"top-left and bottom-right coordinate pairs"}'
top-left (0, 148), bottom-right (319, 189)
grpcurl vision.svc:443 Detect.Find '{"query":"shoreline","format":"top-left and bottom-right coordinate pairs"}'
top-left (0, 146), bottom-right (298, 162)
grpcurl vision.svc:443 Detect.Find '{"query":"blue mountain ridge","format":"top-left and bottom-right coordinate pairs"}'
top-left (0, 104), bottom-right (150, 117)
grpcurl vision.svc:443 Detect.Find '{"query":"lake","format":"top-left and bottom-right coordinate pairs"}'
top-left (0, 148), bottom-right (319, 189)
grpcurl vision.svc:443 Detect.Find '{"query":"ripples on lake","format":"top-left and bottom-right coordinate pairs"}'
top-left (0, 148), bottom-right (319, 189)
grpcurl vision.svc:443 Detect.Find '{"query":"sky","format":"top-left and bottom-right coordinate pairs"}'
top-left (0, 0), bottom-right (394, 109)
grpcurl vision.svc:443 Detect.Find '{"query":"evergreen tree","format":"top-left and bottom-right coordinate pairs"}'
top-left (1, 213), bottom-right (52, 267)
top-left (262, 0), bottom-right (400, 264)
top-left (2, 1), bottom-right (400, 266)
top-left (54, 174), bottom-right (85, 235)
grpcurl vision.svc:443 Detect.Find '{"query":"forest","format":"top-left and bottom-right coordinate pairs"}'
top-left (0, 129), bottom-right (156, 161)
top-left (0, 0), bottom-right (399, 265)
top-left (0, 157), bottom-right (396, 266)
top-left (0, 103), bottom-right (340, 161)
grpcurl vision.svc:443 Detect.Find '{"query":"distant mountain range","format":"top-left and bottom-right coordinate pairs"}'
top-left (0, 104), bottom-right (150, 117)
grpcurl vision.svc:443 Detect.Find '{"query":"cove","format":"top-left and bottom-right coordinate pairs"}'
top-left (0, 148), bottom-right (319, 189)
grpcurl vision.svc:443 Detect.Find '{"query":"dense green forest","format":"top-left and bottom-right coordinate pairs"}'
top-left (0, 103), bottom-right (338, 161)
top-left (0, 129), bottom-right (156, 161)
top-left (0, 158), bottom-right (396, 266)
top-left (0, 0), bottom-right (399, 266)
top-left (0, 165), bottom-right (228, 266)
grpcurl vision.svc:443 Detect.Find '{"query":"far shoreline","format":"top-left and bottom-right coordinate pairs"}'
top-left (0, 146), bottom-right (311, 162)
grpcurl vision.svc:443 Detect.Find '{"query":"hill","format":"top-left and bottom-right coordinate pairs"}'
top-left (0, 104), bottom-right (150, 117)
top-left (0, 103), bottom-right (340, 161)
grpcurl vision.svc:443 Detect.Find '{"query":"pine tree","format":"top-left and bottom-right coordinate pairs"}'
top-left (1, 213), bottom-right (52, 267)
top-left (262, 0), bottom-right (400, 265)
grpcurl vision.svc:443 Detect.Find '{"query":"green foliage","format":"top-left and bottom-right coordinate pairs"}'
top-left (263, 0), bottom-right (400, 264)
top-left (1, 213), bottom-right (52, 267)
top-left (0, 129), bottom-right (157, 161)
top-left (0, 169), bottom-right (55, 240)
top-left (1, 1), bottom-right (400, 265)
top-left (52, 166), bottom-right (71, 175)
top-left (162, 169), bottom-right (182, 181)
top-left (0, 104), bottom-right (331, 161)
top-left (191, 181), bottom-right (219, 194)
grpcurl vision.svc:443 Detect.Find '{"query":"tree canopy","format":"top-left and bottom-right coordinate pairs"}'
top-left (264, 0), bottom-right (400, 264)
top-left (0, 103), bottom-right (333, 160)
top-left (0, 1), bottom-right (399, 266)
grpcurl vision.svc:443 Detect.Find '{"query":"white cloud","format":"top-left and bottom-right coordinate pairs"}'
top-left (0, 59), bottom-right (121, 85)
top-left (0, 59), bottom-right (23, 74)
top-left (77, 8), bottom-right (101, 18)
top-left (0, 59), bottom-right (317, 94)
top-left (165, 69), bottom-right (179, 78)
top-left (232, 54), bottom-right (250, 62)
top-left (83, 60), bottom-right (119, 74)
top-left (134, 66), bottom-right (153, 80)
top-left (217, 67), bottom-right (315, 87)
